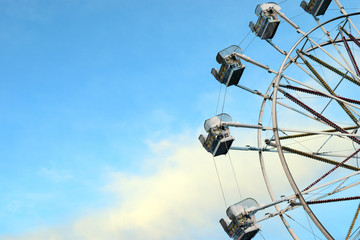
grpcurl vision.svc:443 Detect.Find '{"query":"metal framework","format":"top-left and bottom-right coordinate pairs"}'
top-left (200, 2), bottom-right (360, 239)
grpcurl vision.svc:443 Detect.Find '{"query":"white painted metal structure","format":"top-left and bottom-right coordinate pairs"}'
top-left (202, 1), bottom-right (360, 239)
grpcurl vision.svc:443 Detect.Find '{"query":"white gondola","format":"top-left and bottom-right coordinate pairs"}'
top-left (300, 0), bottom-right (332, 16)
top-left (219, 198), bottom-right (261, 240)
top-left (198, 113), bottom-right (234, 157)
top-left (211, 45), bottom-right (245, 87)
top-left (249, 3), bottom-right (281, 40)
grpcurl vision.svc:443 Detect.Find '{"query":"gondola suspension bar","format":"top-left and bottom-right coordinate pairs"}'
top-left (222, 122), bottom-right (360, 138)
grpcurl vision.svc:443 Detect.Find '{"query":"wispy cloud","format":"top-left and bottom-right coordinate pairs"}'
top-left (0, 133), bottom-right (321, 240)
top-left (38, 168), bottom-right (73, 182)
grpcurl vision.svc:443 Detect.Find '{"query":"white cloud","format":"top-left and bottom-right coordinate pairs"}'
top-left (0, 133), bottom-right (324, 240)
top-left (38, 168), bottom-right (73, 182)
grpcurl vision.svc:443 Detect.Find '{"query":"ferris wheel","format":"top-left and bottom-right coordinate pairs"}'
top-left (199, 0), bottom-right (360, 239)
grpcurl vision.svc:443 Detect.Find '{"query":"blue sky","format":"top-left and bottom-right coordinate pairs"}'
top-left (0, 0), bottom-right (360, 239)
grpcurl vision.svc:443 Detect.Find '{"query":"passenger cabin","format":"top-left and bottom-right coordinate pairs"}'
top-left (300, 0), bottom-right (332, 16)
top-left (219, 198), bottom-right (261, 240)
top-left (249, 3), bottom-right (281, 40)
top-left (211, 45), bottom-right (245, 87)
top-left (198, 113), bottom-right (234, 157)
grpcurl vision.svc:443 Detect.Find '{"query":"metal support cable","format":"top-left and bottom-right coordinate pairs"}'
top-left (296, 13), bottom-right (360, 83)
top-left (297, 50), bottom-right (360, 125)
top-left (303, 148), bottom-right (360, 192)
top-left (299, 50), bottom-right (360, 87)
top-left (280, 84), bottom-right (360, 105)
top-left (266, 142), bottom-right (359, 171)
top-left (234, 51), bottom-right (360, 113)
top-left (212, 157), bottom-right (227, 209)
top-left (215, 84), bottom-right (223, 115)
top-left (278, 126), bottom-right (359, 141)
top-left (304, 210), bottom-right (317, 240)
top-left (227, 150), bottom-right (243, 200)
top-left (284, 213), bottom-right (323, 240)
top-left (221, 86), bottom-right (228, 116)
top-left (312, 16), bottom-right (354, 73)
top-left (238, 30), bottom-right (251, 47)
top-left (320, 78), bottom-right (344, 115)
top-left (278, 88), bottom-right (360, 145)
top-left (349, 225), bottom-right (360, 239)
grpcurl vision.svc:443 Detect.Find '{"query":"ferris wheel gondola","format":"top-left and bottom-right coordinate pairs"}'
top-left (249, 3), bottom-right (281, 40)
top-left (199, 113), bottom-right (234, 157)
top-left (300, 0), bottom-right (332, 17)
top-left (211, 45), bottom-right (246, 87)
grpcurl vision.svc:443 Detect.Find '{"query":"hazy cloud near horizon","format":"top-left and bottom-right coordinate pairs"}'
top-left (0, 132), bottom-right (324, 240)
